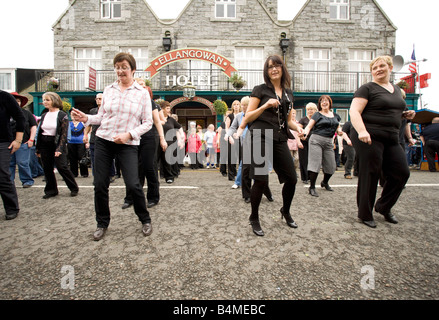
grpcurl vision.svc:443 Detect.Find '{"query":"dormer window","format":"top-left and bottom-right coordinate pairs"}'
top-left (101, 0), bottom-right (121, 19)
top-left (330, 0), bottom-right (349, 20)
top-left (215, 0), bottom-right (236, 19)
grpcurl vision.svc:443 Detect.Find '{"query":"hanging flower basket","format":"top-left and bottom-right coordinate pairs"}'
top-left (47, 77), bottom-right (59, 92)
top-left (228, 74), bottom-right (246, 91)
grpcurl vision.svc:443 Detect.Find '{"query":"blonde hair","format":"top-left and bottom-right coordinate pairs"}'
top-left (231, 100), bottom-right (242, 112)
top-left (43, 92), bottom-right (63, 110)
top-left (240, 96), bottom-right (250, 106)
top-left (306, 102), bottom-right (318, 111)
top-left (369, 55), bottom-right (393, 71)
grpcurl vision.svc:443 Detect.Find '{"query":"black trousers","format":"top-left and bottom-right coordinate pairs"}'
top-left (94, 137), bottom-right (150, 228)
top-left (39, 135), bottom-right (78, 196)
top-left (425, 139), bottom-right (439, 172)
top-left (0, 142), bottom-right (19, 215)
top-left (68, 143), bottom-right (89, 177)
top-left (351, 129), bottom-right (409, 221)
top-left (246, 130), bottom-right (297, 219)
top-left (125, 135), bottom-right (160, 204)
top-left (298, 140), bottom-right (309, 181)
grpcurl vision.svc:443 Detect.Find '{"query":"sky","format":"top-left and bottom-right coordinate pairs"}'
top-left (0, 0), bottom-right (437, 110)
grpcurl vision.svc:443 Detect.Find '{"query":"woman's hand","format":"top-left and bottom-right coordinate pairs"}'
top-left (403, 110), bottom-right (416, 120)
top-left (71, 108), bottom-right (88, 123)
top-left (264, 98), bottom-right (280, 110)
top-left (358, 130), bottom-right (372, 145)
top-left (55, 151), bottom-right (62, 157)
top-left (113, 132), bottom-right (132, 144)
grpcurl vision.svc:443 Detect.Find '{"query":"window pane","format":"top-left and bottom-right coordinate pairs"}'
top-left (113, 3), bottom-right (121, 18)
top-left (102, 3), bottom-right (109, 18)
top-left (216, 4), bottom-right (224, 17)
top-left (340, 6), bottom-right (347, 19)
top-left (227, 4), bottom-right (235, 18)
top-left (330, 6), bottom-right (337, 19)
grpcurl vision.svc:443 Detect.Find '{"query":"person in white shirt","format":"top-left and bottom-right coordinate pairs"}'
top-left (71, 52), bottom-right (153, 241)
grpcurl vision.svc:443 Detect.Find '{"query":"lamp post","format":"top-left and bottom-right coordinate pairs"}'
top-left (279, 32), bottom-right (290, 62)
top-left (163, 30), bottom-right (172, 52)
top-left (183, 82), bottom-right (196, 99)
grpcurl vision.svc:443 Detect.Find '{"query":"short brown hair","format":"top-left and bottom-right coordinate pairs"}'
top-left (113, 52), bottom-right (136, 71)
top-left (317, 95), bottom-right (333, 111)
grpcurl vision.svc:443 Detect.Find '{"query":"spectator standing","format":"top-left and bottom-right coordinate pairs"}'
top-left (9, 92), bottom-right (37, 188)
top-left (0, 90), bottom-right (25, 220)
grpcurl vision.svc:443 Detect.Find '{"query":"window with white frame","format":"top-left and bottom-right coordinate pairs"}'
top-left (101, 0), bottom-right (121, 19)
top-left (303, 48), bottom-right (331, 91)
top-left (120, 47), bottom-right (149, 72)
top-left (215, 0), bottom-right (236, 19)
top-left (330, 0), bottom-right (349, 20)
top-left (0, 72), bottom-right (12, 91)
top-left (348, 49), bottom-right (374, 90)
top-left (186, 47), bottom-right (219, 90)
top-left (74, 48), bottom-right (102, 90)
top-left (234, 47), bottom-right (264, 90)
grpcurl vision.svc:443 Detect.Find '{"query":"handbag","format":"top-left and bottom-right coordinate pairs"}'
top-left (183, 153), bottom-right (191, 166)
top-left (79, 149), bottom-right (91, 167)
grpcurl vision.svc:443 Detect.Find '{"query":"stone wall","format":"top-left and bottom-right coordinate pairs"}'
top-left (53, 0), bottom-right (395, 72)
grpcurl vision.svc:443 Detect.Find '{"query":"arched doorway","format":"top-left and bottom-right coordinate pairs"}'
top-left (170, 96), bottom-right (216, 131)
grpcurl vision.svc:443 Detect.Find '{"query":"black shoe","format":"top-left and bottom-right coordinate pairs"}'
top-left (309, 187), bottom-right (319, 197)
top-left (244, 197), bottom-right (251, 203)
top-left (5, 212), bottom-right (18, 220)
top-left (280, 207), bottom-right (298, 228)
top-left (42, 193), bottom-right (58, 199)
top-left (266, 196), bottom-right (274, 202)
top-left (121, 202), bottom-right (132, 210)
top-left (383, 212), bottom-right (398, 224)
top-left (249, 220), bottom-right (264, 236)
top-left (70, 190), bottom-right (78, 197)
top-left (147, 202), bottom-right (158, 208)
top-left (361, 220), bottom-right (377, 228)
top-left (321, 181), bottom-right (333, 191)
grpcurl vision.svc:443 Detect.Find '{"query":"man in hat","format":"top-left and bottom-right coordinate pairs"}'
top-left (0, 90), bottom-right (25, 220)
top-left (9, 92), bottom-right (37, 188)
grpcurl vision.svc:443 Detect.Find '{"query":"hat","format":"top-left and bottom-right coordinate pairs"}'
top-left (10, 92), bottom-right (29, 107)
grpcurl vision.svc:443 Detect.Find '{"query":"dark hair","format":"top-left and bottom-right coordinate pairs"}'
top-left (317, 95), bottom-right (333, 111)
top-left (113, 52), bottom-right (136, 71)
top-left (160, 100), bottom-right (170, 109)
top-left (263, 54), bottom-right (291, 89)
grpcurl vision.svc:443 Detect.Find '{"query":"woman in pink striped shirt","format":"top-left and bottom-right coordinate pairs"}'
top-left (72, 52), bottom-right (153, 241)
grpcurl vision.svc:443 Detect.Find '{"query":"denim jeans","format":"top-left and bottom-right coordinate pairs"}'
top-left (29, 145), bottom-right (44, 177)
top-left (9, 143), bottom-right (34, 186)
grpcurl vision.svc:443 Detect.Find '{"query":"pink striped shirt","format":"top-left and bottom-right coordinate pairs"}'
top-left (85, 81), bottom-right (152, 145)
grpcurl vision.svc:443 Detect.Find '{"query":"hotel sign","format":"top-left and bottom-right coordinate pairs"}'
top-left (145, 48), bottom-right (237, 78)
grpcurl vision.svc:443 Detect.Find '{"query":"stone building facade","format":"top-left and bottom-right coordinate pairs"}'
top-left (30, 0), bottom-right (415, 128)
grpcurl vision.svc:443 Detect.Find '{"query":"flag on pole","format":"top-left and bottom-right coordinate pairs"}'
top-left (408, 45), bottom-right (417, 74)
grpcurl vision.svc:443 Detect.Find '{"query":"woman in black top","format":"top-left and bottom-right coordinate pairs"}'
top-left (301, 95), bottom-right (342, 197)
top-left (159, 101), bottom-right (183, 183)
top-left (349, 56), bottom-right (415, 228)
top-left (244, 54), bottom-right (303, 236)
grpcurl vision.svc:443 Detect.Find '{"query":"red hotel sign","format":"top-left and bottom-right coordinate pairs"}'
top-left (145, 48), bottom-right (237, 78)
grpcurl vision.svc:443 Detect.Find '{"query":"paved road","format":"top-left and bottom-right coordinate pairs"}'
top-left (0, 168), bottom-right (438, 302)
